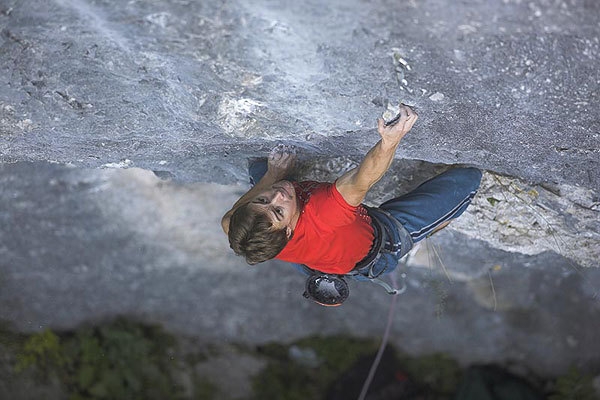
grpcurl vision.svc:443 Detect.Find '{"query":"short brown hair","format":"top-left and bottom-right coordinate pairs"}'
top-left (228, 203), bottom-right (289, 265)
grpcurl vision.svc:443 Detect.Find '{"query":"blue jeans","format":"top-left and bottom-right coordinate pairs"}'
top-left (353, 167), bottom-right (482, 280)
top-left (380, 167), bottom-right (482, 243)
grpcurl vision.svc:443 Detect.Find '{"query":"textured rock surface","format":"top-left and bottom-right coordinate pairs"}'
top-left (451, 172), bottom-right (600, 268)
top-left (1, 0), bottom-right (598, 186)
top-left (1, 0), bottom-right (599, 389)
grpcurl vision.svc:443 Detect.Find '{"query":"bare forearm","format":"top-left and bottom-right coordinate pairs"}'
top-left (335, 104), bottom-right (417, 206)
top-left (336, 139), bottom-right (400, 206)
top-left (350, 138), bottom-right (399, 191)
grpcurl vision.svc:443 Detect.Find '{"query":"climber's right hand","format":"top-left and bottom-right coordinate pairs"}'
top-left (377, 104), bottom-right (418, 147)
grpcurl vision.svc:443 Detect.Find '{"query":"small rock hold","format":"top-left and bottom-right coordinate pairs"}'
top-left (17, 119), bottom-right (33, 130)
top-left (382, 103), bottom-right (400, 125)
top-left (429, 92), bottom-right (445, 101)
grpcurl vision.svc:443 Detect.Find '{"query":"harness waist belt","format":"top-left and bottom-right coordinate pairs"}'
top-left (351, 206), bottom-right (414, 277)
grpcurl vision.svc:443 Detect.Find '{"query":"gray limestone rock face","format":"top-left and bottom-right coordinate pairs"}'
top-left (0, 0), bottom-right (598, 187)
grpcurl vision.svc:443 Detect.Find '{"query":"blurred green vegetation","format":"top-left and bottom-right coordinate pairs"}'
top-left (252, 335), bottom-right (464, 400)
top-left (13, 319), bottom-right (215, 400)
top-left (1, 321), bottom-right (597, 400)
top-left (252, 335), bottom-right (380, 400)
top-left (549, 367), bottom-right (597, 400)
top-left (398, 352), bottom-right (462, 397)
top-left (16, 329), bottom-right (66, 375)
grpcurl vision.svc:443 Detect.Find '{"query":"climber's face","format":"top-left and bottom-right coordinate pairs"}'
top-left (249, 180), bottom-right (300, 237)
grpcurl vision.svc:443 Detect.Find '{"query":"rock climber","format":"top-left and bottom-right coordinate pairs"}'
top-left (221, 104), bottom-right (482, 305)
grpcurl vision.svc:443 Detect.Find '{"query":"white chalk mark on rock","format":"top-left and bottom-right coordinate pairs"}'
top-left (217, 97), bottom-right (266, 136)
top-left (102, 159), bottom-right (133, 169)
top-left (429, 92), bottom-right (445, 101)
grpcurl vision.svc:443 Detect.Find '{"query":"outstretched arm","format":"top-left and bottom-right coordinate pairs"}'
top-left (221, 146), bottom-right (296, 235)
top-left (336, 104), bottom-right (418, 206)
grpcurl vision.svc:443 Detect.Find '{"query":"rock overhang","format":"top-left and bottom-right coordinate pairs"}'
top-left (0, 0), bottom-right (598, 188)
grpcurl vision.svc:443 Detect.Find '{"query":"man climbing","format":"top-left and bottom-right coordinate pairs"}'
top-left (222, 104), bottom-right (482, 305)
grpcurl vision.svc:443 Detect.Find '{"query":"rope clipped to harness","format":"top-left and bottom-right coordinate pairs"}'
top-left (369, 275), bottom-right (407, 295)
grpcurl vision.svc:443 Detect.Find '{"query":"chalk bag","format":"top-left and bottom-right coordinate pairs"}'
top-left (303, 274), bottom-right (349, 307)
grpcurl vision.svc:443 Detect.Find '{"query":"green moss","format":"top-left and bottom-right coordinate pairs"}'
top-left (184, 342), bottom-right (222, 366)
top-left (192, 376), bottom-right (219, 400)
top-left (16, 326), bottom-right (593, 400)
top-left (398, 352), bottom-right (463, 396)
top-left (60, 320), bottom-right (182, 400)
top-left (487, 197), bottom-right (501, 206)
top-left (296, 335), bottom-right (379, 371)
top-left (251, 336), bottom-right (467, 400)
top-left (549, 367), bottom-right (597, 400)
top-left (15, 329), bottom-right (66, 375)
top-left (0, 320), bottom-right (26, 351)
top-left (252, 362), bottom-right (319, 400)
top-left (251, 335), bottom-right (379, 400)
top-left (14, 318), bottom-right (214, 400)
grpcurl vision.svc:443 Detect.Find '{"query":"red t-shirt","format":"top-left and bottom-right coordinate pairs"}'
top-left (275, 181), bottom-right (374, 274)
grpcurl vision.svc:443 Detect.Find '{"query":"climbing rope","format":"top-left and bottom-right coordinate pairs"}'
top-left (357, 263), bottom-right (407, 400)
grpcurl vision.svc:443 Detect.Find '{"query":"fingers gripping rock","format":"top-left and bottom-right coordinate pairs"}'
top-left (270, 144), bottom-right (297, 158)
